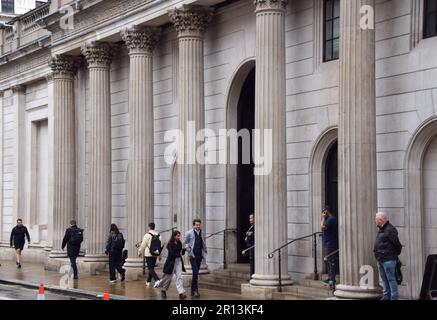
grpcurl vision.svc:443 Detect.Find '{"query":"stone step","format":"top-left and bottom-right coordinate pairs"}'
top-left (201, 275), bottom-right (249, 287)
top-left (278, 284), bottom-right (334, 300)
top-left (198, 280), bottom-right (242, 294)
top-left (210, 271), bottom-right (251, 280)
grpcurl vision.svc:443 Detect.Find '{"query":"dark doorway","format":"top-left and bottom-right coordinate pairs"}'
top-left (325, 142), bottom-right (338, 218)
top-left (236, 68), bottom-right (255, 263)
top-left (324, 141), bottom-right (339, 275)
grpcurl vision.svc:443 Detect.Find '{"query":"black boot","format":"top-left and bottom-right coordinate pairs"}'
top-left (161, 291), bottom-right (167, 299)
top-left (179, 293), bottom-right (187, 300)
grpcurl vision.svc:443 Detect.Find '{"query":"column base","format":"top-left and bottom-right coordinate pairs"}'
top-left (249, 273), bottom-right (293, 287)
top-left (334, 284), bottom-right (382, 300)
top-left (123, 258), bottom-right (145, 281)
top-left (241, 283), bottom-right (276, 300)
top-left (49, 250), bottom-right (68, 258)
top-left (83, 254), bottom-right (108, 263)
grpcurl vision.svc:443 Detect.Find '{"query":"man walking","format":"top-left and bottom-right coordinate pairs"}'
top-left (61, 220), bottom-right (83, 279)
top-left (321, 206), bottom-right (338, 288)
top-left (184, 219), bottom-right (207, 298)
top-left (244, 213), bottom-right (255, 278)
top-left (374, 212), bottom-right (402, 300)
top-left (10, 219), bottom-right (31, 268)
top-left (138, 222), bottom-right (161, 287)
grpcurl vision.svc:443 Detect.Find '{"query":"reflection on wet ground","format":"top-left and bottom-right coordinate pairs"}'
top-left (0, 260), bottom-right (244, 300)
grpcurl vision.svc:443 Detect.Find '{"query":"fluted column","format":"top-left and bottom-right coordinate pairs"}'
top-left (121, 26), bottom-right (160, 280)
top-left (169, 5), bottom-right (211, 274)
top-left (334, 0), bottom-right (381, 299)
top-left (48, 55), bottom-right (78, 258)
top-left (250, 0), bottom-right (292, 288)
top-left (81, 42), bottom-right (113, 262)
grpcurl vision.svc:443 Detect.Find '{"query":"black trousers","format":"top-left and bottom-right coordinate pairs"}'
top-left (69, 255), bottom-right (78, 277)
top-left (109, 252), bottom-right (125, 281)
top-left (190, 256), bottom-right (203, 294)
top-left (249, 250), bottom-right (255, 278)
top-left (146, 256), bottom-right (159, 282)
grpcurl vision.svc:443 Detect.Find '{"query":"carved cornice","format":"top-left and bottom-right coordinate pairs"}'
top-left (121, 26), bottom-right (161, 54)
top-left (254, 0), bottom-right (288, 12)
top-left (81, 42), bottom-right (114, 67)
top-left (49, 54), bottom-right (79, 77)
top-left (169, 5), bottom-right (213, 38)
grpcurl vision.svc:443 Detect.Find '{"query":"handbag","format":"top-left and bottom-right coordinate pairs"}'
top-left (395, 259), bottom-right (403, 285)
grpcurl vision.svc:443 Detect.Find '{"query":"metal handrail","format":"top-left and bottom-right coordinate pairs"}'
top-left (206, 228), bottom-right (237, 269)
top-left (242, 245), bottom-right (255, 256)
top-left (323, 249), bottom-right (339, 261)
top-left (268, 232), bottom-right (323, 292)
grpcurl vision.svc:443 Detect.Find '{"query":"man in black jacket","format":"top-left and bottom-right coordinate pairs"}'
top-left (62, 220), bottom-right (83, 279)
top-left (374, 212), bottom-right (402, 300)
top-left (10, 219), bottom-right (31, 268)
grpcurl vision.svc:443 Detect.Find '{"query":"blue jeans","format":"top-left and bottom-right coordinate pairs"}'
top-left (190, 256), bottom-right (202, 294)
top-left (69, 256), bottom-right (78, 278)
top-left (378, 260), bottom-right (398, 300)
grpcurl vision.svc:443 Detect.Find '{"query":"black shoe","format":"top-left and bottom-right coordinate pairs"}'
top-left (161, 291), bottom-right (167, 299)
top-left (120, 272), bottom-right (125, 282)
top-left (191, 291), bottom-right (200, 298)
top-left (73, 275), bottom-right (78, 280)
top-left (17, 263), bottom-right (21, 269)
top-left (179, 294), bottom-right (187, 300)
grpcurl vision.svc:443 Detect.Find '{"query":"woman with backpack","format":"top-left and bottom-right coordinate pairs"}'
top-left (138, 222), bottom-right (161, 287)
top-left (105, 224), bottom-right (126, 283)
top-left (61, 220), bottom-right (83, 279)
top-left (154, 230), bottom-right (187, 300)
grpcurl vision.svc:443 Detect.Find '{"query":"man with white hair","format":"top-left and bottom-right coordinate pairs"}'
top-left (374, 212), bottom-right (402, 300)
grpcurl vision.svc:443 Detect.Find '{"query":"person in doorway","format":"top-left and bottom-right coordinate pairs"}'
top-left (61, 220), bottom-right (83, 279)
top-left (105, 224), bottom-right (126, 283)
top-left (155, 230), bottom-right (187, 300)
top-left (138, 222), bottom-right (161, 287)
top-left (183, 218), bottom-right (207, 298)
top-left (374, 212), bottom-right (402, 300)
top-left (244, 213), bottom-right (255, 278)
top-left (321, 206), bottom-right (338, 288)
top-left (10, 219), bottom-right (31, 269)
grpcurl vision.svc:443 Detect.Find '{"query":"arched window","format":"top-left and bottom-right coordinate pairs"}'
top-left (424, 0), bottom-right (437, 38)
top-left (323, 0), bottom-right (340, 62)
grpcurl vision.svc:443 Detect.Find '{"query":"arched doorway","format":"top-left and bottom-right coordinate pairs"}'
top-left (325, 141), bottom-right (338, 218)
top-left (423, 137), bottom-right (437, 260)
top-left (226, 59), bottom-right (256, 266)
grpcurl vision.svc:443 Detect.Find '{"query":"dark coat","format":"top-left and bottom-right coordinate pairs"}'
top-left (105, 233), bottom-right (125, 255)
top-left (61, 225), bottom-right (82, 257)
top-left (374, 222), bottom-right (402, 263)
top-left (10, 225), bottom-right (30, 247)
top-left (163, 241), bottom-right (186, 275)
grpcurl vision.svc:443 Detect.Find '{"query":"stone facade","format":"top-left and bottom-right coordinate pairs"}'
top-left (0, 0), bottom-right (436, 300)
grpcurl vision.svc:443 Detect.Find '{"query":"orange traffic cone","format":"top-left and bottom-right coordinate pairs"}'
top-left (103, 292), bottom-right (110, 300)
top-left (37, 284), bottom-right (46, 300)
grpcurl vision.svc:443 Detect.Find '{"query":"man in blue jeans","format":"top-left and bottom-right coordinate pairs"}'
top-left (184, 219), bottom-right (207, 298)
top-left (374, 212), bottom-right (402, 300)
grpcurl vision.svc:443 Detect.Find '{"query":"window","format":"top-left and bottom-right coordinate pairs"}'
top-left (1, 0), bottom-right (14, 13)
top-left (424, 0), bottom-right (437, 38)
top-left (323, 0), bottom-right (340, 62)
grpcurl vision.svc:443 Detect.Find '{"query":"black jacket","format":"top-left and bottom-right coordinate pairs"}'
top-left (10, 225), bottom-right (30, 247)
top-left (61, 225), bottom-right (82, 257)
top-left (105, 233), bottom-right (125, 255)
top-left (163, 241), bottom-right (186, 275)
top-left (374, 222), bottom-right (402, 262)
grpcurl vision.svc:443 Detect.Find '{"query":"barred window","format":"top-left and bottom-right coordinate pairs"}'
top-left (323, 0), bottom-right (340, 62)
top-left (424, 0), bottom-right (437, 38)
top-left (1, 0), bottom-right (15, 13)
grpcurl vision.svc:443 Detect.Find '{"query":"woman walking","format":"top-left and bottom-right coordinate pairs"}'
top-left (155, 230), bottom-right (187, 300)
top-left (105, 224), bottom-right (126, 283)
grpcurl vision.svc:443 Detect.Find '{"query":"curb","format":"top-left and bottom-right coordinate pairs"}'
top-left (0, 278), bottom-right (135, 300)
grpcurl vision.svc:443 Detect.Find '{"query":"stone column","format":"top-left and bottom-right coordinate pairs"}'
top-left (121, 26), bottom-right (160, 280)
top-left (81, 42), bottom-right (113, 262)
top-left (169, 5), bottom-right (211, 274)
top-left (334, 0), bottom-right (381, 299)
top-left (248, 0), bottom-right (292, 290)
top-left (48, 55), bottom-right (78, 258)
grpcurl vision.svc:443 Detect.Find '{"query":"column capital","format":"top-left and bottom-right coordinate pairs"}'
top-left (11, 85), bottom-right (25, 94)
top-left (81, 41), bottom-right (114, 67)
top-left (169, 5), bottom-right (213, 38)
top-left (121, 26), bottom-right (161, 55)
top-left (49, 54), bottom-right (79, 77)
top-left (254, 0), bottom-right (288, 12)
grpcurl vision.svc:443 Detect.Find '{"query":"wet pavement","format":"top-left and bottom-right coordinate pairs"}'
top-left (0, 283), bottom-right (85, 300)
top-left (0, 260), bottom-right (244, 300)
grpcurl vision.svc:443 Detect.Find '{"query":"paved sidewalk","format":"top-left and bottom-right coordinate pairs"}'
top-left (0, 260), bottom-right (244, 300)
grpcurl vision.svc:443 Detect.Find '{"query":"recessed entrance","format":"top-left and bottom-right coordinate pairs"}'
top-left (236, 68), bottom-right (255, 263)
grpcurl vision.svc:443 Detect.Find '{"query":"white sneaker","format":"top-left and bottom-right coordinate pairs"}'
top-left (154, 280), bottom-right (161, 288)
top-left (110, 280), bottom-right (116, 284)
top-left (145, 282), bottom-right (151, 287)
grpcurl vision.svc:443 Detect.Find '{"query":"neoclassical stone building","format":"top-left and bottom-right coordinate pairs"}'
top-left (0, 0), bottom-right (436, 300)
